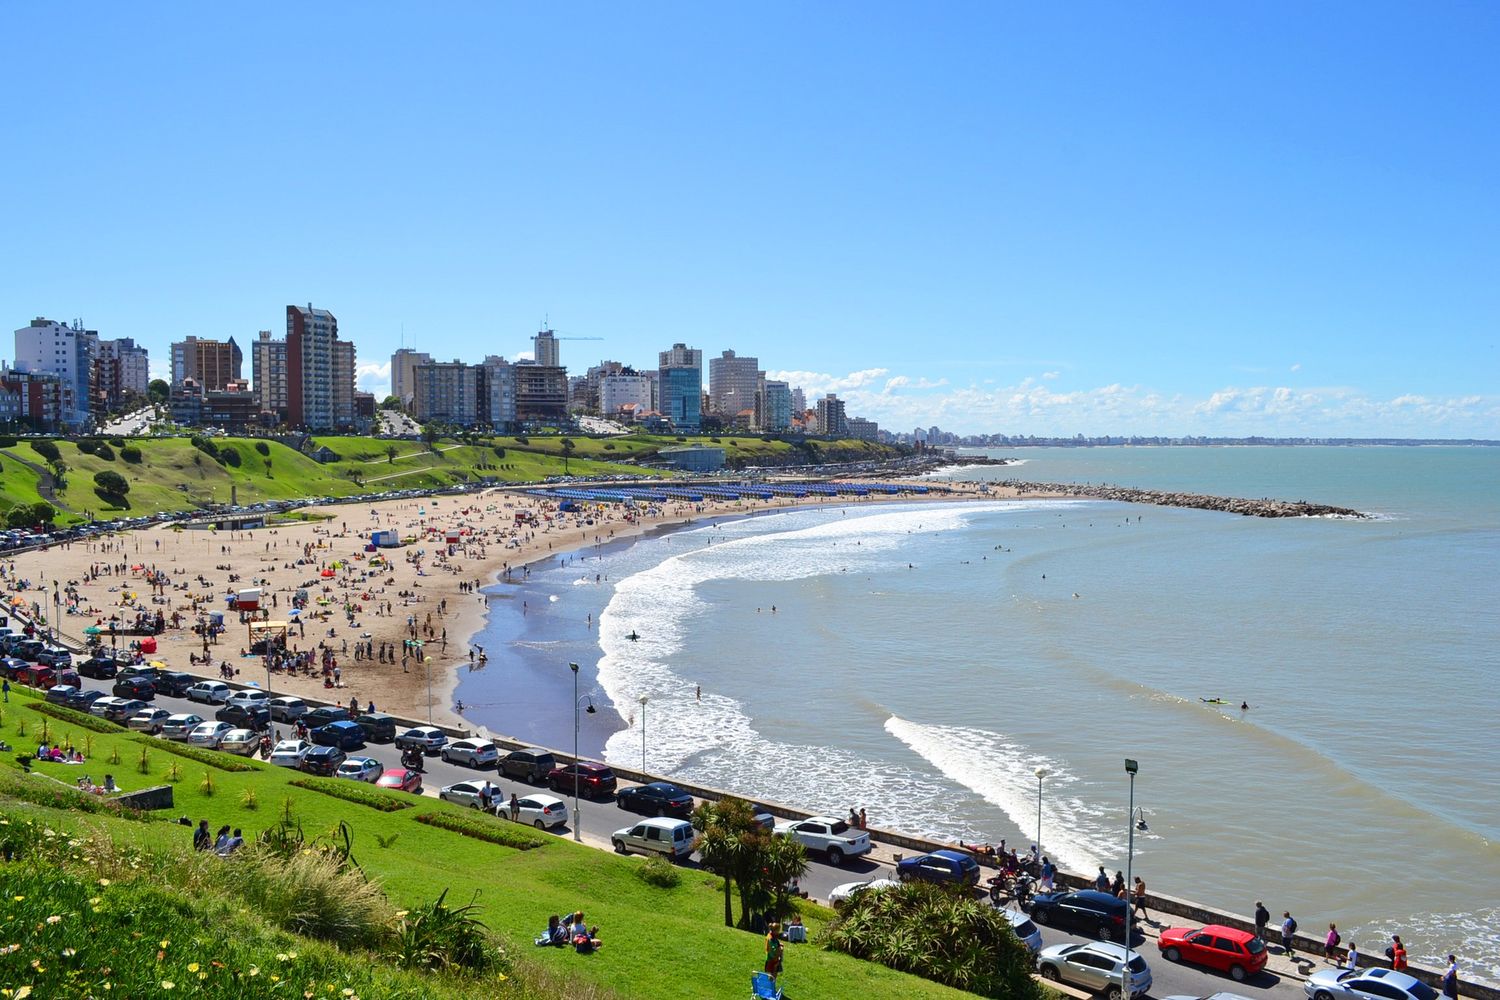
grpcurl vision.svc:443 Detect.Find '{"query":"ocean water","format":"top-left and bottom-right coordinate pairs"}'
top-left (463, 446), bottom-right (1500, 980)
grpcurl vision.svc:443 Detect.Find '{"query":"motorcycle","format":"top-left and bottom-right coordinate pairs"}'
top-left (400, 748), bottom-right (425, 773)
top-left (257, 734), bottom-right (273, 759)
top-left (988, 872), bottom-right (1037, 908)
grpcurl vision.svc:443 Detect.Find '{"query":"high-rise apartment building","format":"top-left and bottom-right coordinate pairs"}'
top-left (790, 386), bottom-right (806, 415)
top-left (12, 318), bottom-right (94, 428)
top-left (170, 336), bottom-right (243, 390)
top-left (251, 330), bottom-right (288, 421)
top-left (599, 370), bottom-right (653, 418)
top-left (514, 363), bottom-right (569, 424)
top-left (658, 342), bottom-right (702, 372)
top-left (758, 378), bottom-right (791, 432)
top-left (846, 416), bottom-right (878, 441)
top-left (659, 364), bottom-right (702, 433)
top-left (532, 328), bottom-right (560, 367)
top-left (708, 350), bottom-right (760, 417)
top-left (412, 360), bottom-right (479, 426)
top-left (285, 304), bottom-right (356, 431)
top-left (93, 337), bottom-right (150, 411)
top-left (479, 356), bottom-right (517, 429)
top-left (815, 394), bottom-right (848, 436)
top-left (390, 348), bottom-right (432, 406)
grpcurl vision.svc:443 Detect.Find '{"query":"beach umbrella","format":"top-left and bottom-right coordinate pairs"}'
top-left (320, 569), bottom-right (335, 578)
top-left (83, 626), bottom-right (101, 635)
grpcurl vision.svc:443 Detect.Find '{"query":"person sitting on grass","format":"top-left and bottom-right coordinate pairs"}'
top-left (535, 915), bottom-right (567, 947)
top-left (569, 912), bottom-right (602, 953)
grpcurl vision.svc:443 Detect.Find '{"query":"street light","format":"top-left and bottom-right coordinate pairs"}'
top-left (1124, 758), bottom-right (1139, 1000)
top-left (638, 694), bottom-right (649, 774)
top-left (1033, 766), bottom-right (1050, 856)
top-left (569, 662), bottom-right (596, 843)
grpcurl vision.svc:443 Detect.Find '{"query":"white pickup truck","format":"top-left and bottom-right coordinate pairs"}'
top-left (773, 816), bottom-right (872, 865)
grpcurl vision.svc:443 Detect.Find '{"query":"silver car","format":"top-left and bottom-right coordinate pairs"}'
top-left (218, 728), bottom-right (260, 755)
top-left (440, 738), bottom-right (498, 768)
top-left (1304, 968), bottom-right (1438, 1000)
top-left (161, 714), bottom-right (205, 740)
top-left (1038, 941), bottom-right (1152, 1000)
top-left (187, 721), bottom-right (233, 747)
top-left (395, 726), bottom-right (448, 753)
top-left (127, 708), bottom-right (172, 733)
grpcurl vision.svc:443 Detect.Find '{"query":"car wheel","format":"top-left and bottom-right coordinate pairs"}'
top-left (1098, 924), bottom-right (1115, 942)
top-left (613, 839), bottom-right (627, 854)
top-left (1164, 947), bottom-right (1180, 962)
top-left (1230, 965), bottom-right (1247, 982)
top-left (1039, 966), bottom-right (1059, 982)
top-left (1105, 987), bottom-right (1123, 1000)
top-left (1314, 992), bottom-right (1334, 1000)
top-left (1031, 908), bottom-right (1050, 925)
top-left (534, 819), bottom-right (545, 829)
top-left (827, 847), bottom-right (844, 865)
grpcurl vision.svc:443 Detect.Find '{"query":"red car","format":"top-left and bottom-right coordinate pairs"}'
top-left (375, 768), bottom-right (423, 794)
top-left (1158, 924), bottom-right (1267, 981)
top-left (547, 762), bottom-right (618, 799)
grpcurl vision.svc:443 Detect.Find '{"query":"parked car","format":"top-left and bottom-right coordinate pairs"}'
top-left (225, 689), bottom-right (270, 710)
top-left (44, 684), bottom-right (78, 705)
top-left (299, 706), bottom-right (351, 731)
top-left (127, 707), bottom-right (173, 733)
top-left (615, 781), bottom-right (695, 818)
top-left (299, 745), bottom-right (348, 777)
top-left (547, 762), bottom-right (618, 799)
top-left (216, 704), bottom-right (271, 731)
top-left (773, 816), bottom-right (872, 865)
top-left (216, 729), bottom-right (259, 755)
top-left (268, 739), bottom-right (313, 768)
top-left (185, 681), bottom-right (231, 704)
top-left (112, 676), bottom-right (157, 701)
top-left (187, 721), bottom-right (234, 747)
top-left (268, 696), bottom-right (308, 722)
top-left (310, 720), bottom-right (366, 751)
top-left (88, 698), bottom-right (131, 721)
top-left (64, 689), bottom-right (107, 713)
top-left (153, 672), bottom-right (197, 697)
top-left (441, 738), bottom-right (498, 768)
top-left (335, 756), bottom-right (382, 782)
top-left (1159, 925), bottom-right (1267, 982)
top-left (161, 714), bottom-right (206, 740)
top-left (829, 878), bottom-right (901, 908)
top-left (513, 793), bottom-right (569, 830)
top-left (102, 698), bottom-right (148, 723)
top-left (895, 849), bottom-right (981, 887)
top-left (1, 657), bottom-right (30, 679)
top-left (497, 746), bottom-right (555, 783)
top-left (353, 712), bottom-right (397, 743)
top-left (1037, 941), bottom-right (1153, 1000)
top-left (1028, 890), bottom-right (1131, 942)
top-left (611, 817), bottom-right (697, 860)
top-left (375, 768), bottom-right (423, 794)
top-left (395, 726), bottom-right (449, 754)
top-left (1004, 909), bottom-right (1044, 954)
top-left (1303, 967), bottom-right (1439, 1000)
top-left (439, 780), bottom-right (503, 809)
top-left (36, 646), bottom-right (73, 668)
top-left (76, 655), bottom-right (121, 679)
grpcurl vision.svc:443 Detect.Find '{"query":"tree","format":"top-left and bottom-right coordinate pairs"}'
top-left (560, 438), bottom-right (576, 474)
top-left (93, 470), bottom-right (130, 495)
top-left (693, 798), bottom-right (758, 928)
top-left (147, 378), bottom-right (169, 403)
top-left (29, 439), bottom-right (60, 463)
top-left (379, 395), bottom-right (402, 410)
top-left (48, 460), bottom-right (67, 490)
top-left (28, 501), bottom-right (56, 525)
top-left (761, 832), bottom-right (810, 921)
top-left (387, 444), bottom-right (398, 464)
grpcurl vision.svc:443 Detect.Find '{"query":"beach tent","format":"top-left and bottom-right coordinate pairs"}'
top-left (139, 636), bottom-right (157, 654)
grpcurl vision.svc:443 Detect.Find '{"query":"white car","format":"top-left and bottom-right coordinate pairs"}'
top-left (268, 696), bottom-right (308, 722)
top-left (394, 726), bottom-right (448, 753)
top-left (126, 707), bottom-right (172, 733)
top-left (161, 714), bottom-right (205, 740)
top-left (268, 739), bottom-right (313, 768)
top-left (187, 721), bottom-right (234, 747)
top-left (441, 738), bottom-right (498, 768)
top-left (225, 689), bottom-right (270, 710)
top-left (218, 728), bottom-right (260, 756)
top-left (1004, 908), bottom-right (1044, 953)
top-left (336, 756), bottom-right (382, 782)
top-left (439, 780), bottom-right (503, 809)
top-left (89, 696), bottom-right (129, 718)
top-left (773, 816), bottom-right (872, 865)
top-left (513, 793), bottom-right (569, 830)
top-left (829, 878), bottom-right (900, 908)
top-left (185, 681), bottom-right (231, 704)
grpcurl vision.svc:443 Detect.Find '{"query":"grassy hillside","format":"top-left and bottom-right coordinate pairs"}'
top-left (0, 690), bottom-right (974, 1000)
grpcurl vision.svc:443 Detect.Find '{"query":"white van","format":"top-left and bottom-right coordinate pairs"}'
top-left (611, 818), bottom-right (697, 861)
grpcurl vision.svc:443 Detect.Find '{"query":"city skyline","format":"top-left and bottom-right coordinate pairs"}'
top-left (4, 3), bottom-right (1496, 437)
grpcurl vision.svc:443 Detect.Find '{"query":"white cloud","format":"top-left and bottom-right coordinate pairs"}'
top-left (1042, 371), bottom-right (1061, 380)
top-left (355, 359), bottom-right (391, 397)
top-left (1290, 363), bottom-right (1302, 372)
top-left (768, 367), bottom-right (890, 397)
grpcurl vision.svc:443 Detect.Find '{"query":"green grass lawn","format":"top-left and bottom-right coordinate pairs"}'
top-left (0, 691), bottom-right (972, 999)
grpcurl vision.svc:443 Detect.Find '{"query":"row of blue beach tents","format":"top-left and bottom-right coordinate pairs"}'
top-left (527, 482), bottom-right (933, 506)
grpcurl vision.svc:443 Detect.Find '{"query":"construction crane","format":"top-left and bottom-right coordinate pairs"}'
top-left (536, 317), bottom-right (603, 341)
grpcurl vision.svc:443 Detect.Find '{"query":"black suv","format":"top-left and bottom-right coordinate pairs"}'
top-left (299, 706), bottom-right (351, 731)
top-left (112, 676), bottom-right (158, 701)
top-left (354, 712), bottom-right (397, 743)
top-left (1028, 890), bottom-right (1130, 941)
top-left (77, 655), bottom-right (122, 679)
top-left (216, 704), bottom-right (271, 731)
top-left (153, 671), bottom-right (197, 697)
top-left (498, 747), bottom-right (557, 784)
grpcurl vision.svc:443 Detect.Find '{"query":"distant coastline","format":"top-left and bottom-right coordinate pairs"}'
top-left (949, 436), bottom-right (1500, 448)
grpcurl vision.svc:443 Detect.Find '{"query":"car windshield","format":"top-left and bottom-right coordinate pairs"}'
top-left (1127, 956), bottom-right (1148, 972)
top-left (1246, 937), bottom-right (1265, 954)
top-left (1406, 982), bottom-right (1438, 1000)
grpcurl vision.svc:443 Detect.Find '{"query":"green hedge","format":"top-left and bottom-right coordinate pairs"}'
top-left (0, 770), bottom-right (154, 822)
top-left (31, 702), bottom-right (126, 734)
top-left (413, 810), bottom-right (550, 851)
top-left (288, 776), bottom-right (415, 812)
top-left (127, 734), bottom-right (258, 772)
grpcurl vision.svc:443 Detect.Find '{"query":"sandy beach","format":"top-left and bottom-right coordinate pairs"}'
top-left (0, 480), bottom-right (1044, 728)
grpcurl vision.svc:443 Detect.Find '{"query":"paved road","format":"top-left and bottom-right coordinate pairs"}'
top-left (80, 680), bottom-right (1311, 1000)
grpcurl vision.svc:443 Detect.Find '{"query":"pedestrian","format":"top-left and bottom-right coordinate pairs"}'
top-left (1111, 870), bottom-right (1126, 898)
top-left (1132, 876), bottom-right (1149, 918)
top-left (193, 819), bottom-right (211, 851)
top-left (1039, 857), bottom-right (1056, 892)
top-left (509, 793), bottom-right (520, 822)
top-left (765, 922), bottom-right (784, 983)
top-left (1095, 867), bottom-right (1111, 893)
top-left (1345, 941), bottom-right (1359, 971)
top-left (1326, 922), bottom-right (1342, 960)
top-left (858, 807), bottom-right (867, 830)
top-left (1254, 901), bottom-right (1271, 940)
top-left (1, 677), bottom-right (7, 702)
top-left (1389, 935), bottom-right (1408, 971)
top-left (1441, 955), bottom-right (1459, 999)
top-left (1281, 911), bottom-right (1298, 959)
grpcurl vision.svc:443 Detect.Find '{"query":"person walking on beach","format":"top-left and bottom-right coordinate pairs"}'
top-left (1254, 901), bottom-right (1271, 940)
top-left (1094, 867), bottom-right (1110, 893)
top-left (1281, 911), bottom-right (1298, 959)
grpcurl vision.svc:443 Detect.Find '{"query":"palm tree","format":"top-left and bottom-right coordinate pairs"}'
top-left (760, 831), bottom-right (809, 921)
top-left (560, 437), bottom-right (576, 474)
top-left (692, 797), bottom-right (763, 928)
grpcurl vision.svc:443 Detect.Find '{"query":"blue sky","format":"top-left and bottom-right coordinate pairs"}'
top-left (3, 2), bottom-right (1496, 437)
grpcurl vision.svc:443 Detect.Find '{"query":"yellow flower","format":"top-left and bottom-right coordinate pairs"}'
top-left (248, 965), bottom-right (260, 977)
top-left (98, 879), bottom-right (110, 886)
top-left (187, 963), bottom-right (199, 973)
top-left (161, 981), bottom-right (175, 990)
top-left (197, 973), bottom-right (207, 981)
top-left (62, 948), bottom-right (76, 957)
top-left (343, 990), bottom-right (356, 997)
top-left (88, 898), bottom-right (101, 905)
top-left (160, 939), bottom-right (170, 949)
top-left (11, 896), bottom-right (23, 901)
top-left (276, 953), bottom-right (288, 962)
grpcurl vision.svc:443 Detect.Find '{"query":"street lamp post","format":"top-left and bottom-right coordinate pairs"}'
top-left (638, 694), bottom-right (649, 774)
top-left (568, 663), bottom-right (596, 843)
top-left (52, 581), bottom-right (60, 645)
top-left (1123, 758), bottom-right (1139, 1000)
top-left (1033, 766), bottom-right (1050, 856)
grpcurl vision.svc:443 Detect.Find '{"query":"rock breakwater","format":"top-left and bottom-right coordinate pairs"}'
top-left (1010, 480), bottom-right (1368, 518)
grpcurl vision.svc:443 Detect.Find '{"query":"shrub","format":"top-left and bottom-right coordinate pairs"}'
top-left (413, 811), bottom-right (550, 851)
top-left (493, 446), bottom-right (506, 459)
top-left (0, 436), bottom-right (16, 447)
top-left (603, 442), bottom-right (616, 450)
top-left (120, 445), bottom-right (143, 463)
top-left (514, 435), bottom-right (529, 445)
top-left (76, 438), bottom-right (99, 455)
top-left (254, 441), bottom-right (270, 456)
top-left (93, 469), bottom-right (130, 495)
top-left (217, 842), bottom-right (395, 948)
top-left (96, 442), bottom-right (116, 461)
top-left (31, 702), bottom-right (125, 733)
top-left (199, 770), bottom-right (215, 796)
top-left (637, 855), bottom-right (682, 888)
top-left (222, 446), bottom-right (241, 467)
top-left (109, 436), bottom-right (126, 447)
top-left (29, 439), bottom-right (60, 462)
top-left (0, 770), bottom-right (152, 822)
top-left (288, 776), bottom-right (415, 812)
top-left (387, 888), bottom-right (505, 974)
top-left (128, 734), bottom-right (257, 772)
top-left (241, 786), bottom-right (259, 810)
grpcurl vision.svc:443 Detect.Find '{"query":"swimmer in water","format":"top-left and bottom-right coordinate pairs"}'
top-left (1241, 701), bottom-right (1250, 711)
